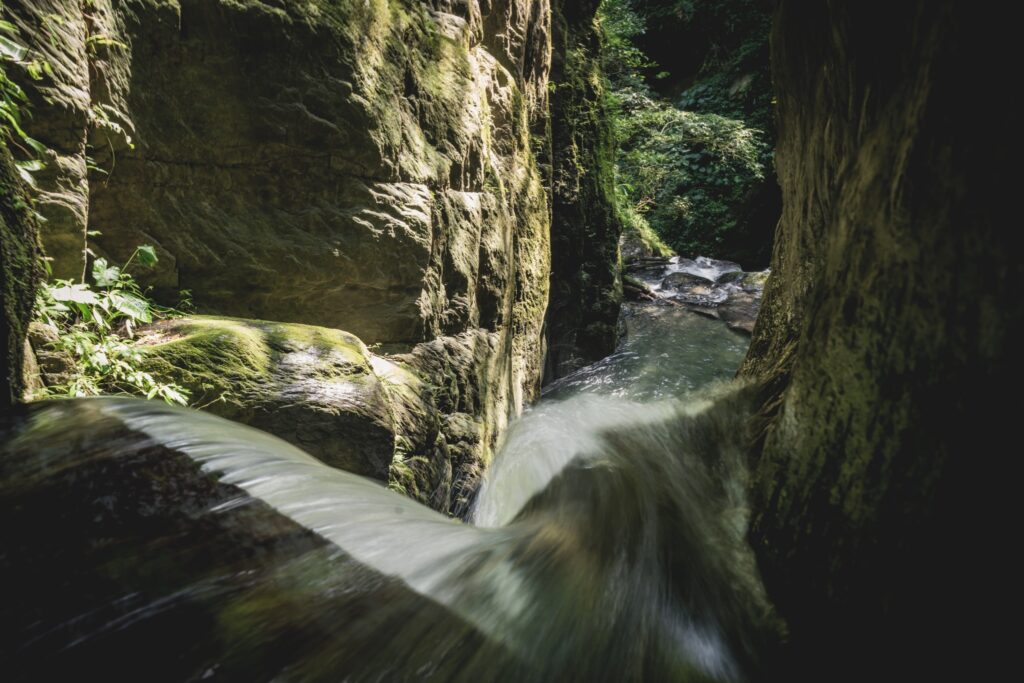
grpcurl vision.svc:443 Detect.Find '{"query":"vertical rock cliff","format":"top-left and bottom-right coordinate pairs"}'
top-left (545, 0), bottom-right (623, 379)
top-left (741, 1), bottom-right (1019, 678)
top-left (0, 142), bottom-right (41, 408)
top-left (7, 0), bottom-right (561, 512)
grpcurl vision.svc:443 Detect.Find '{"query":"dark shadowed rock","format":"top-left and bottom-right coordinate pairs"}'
top-left (0, 142), bottom-right (41, 408)
top-left (740, 2), bottom-right (1020, 678)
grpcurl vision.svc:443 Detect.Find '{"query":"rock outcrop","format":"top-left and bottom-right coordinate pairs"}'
top-left (545, 0), bottom-right (623, 380)
top-left (139, 317), bottom-right (398, 481)
top-left (11, 0), bottom-right (551, 346)
top-left (741, 2), bottom-right (1019, 678)
top-left (8, 0), bottom-right (571, 510)
top-left (0, 142), bottom-right (41, 408)
top-left (139, 315), bottom-right (490, 512)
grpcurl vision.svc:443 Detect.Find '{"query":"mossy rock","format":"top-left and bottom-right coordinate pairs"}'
top-left (139, 316), bottom-right (396, 480)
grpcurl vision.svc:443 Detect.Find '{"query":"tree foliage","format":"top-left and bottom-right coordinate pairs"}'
top-left (598, 0), bottom-right (775, 262)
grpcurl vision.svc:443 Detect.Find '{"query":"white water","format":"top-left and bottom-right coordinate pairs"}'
top-left (2, 261), bottom-right (769, 681)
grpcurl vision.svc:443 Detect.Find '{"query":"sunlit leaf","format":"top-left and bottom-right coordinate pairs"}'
top-left (109, 291), bottom-right (152, 323)
top-left (0, 34), bottom-right (28, 61)
top-left (91, 257), bottom-right (122, 287)
top-left (49, 284), bottom-right (99, 305)
top-left (136, 245), bottom-right (158, 267)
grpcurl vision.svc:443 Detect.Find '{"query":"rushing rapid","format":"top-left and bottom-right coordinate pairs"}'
top-left (1, 262), bottom-right (773, 682)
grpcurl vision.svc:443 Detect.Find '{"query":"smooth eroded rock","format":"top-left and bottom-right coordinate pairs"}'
top-left (139, 316), bottom-right (396, 480)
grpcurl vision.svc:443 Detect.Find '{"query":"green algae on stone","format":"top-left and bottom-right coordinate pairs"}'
top-left (1, 142), bottom-right (43, 408)
top-left (140, 316), bottom-right (397, 480)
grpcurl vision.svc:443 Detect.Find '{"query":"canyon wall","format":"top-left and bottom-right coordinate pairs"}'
top-left (741, 1), bottom-right (1018, 678)
top-left (7, 0), bottom-right (625, 512)
top-left (544, 0), bottom-right (622, 380)
top-left (0, 144), bottom-right (41, 409)
top-left (7, 0), bottom-right (559, 512)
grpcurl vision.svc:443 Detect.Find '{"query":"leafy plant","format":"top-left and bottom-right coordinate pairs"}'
top-left (598, 0), bottom-right (775, 262)
top-left (35, 245), bottom-right (190, 405)
top-left (0, 13), bottom-right (49, 184)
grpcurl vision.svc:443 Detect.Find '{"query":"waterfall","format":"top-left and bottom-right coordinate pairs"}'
top-left (1, 261), bottom-right (774, 682)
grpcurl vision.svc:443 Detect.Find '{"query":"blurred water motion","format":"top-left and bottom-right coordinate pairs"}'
top-left (1, 302), bottom-right (771, 682)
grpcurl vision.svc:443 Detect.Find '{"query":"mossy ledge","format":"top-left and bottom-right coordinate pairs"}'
top-left (139, 315), bottom-right (494, 514)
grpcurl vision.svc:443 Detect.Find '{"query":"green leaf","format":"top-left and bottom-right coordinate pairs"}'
top-left (23, 136), bottom-right (48, 155)
top-left (160, 386), bottom-right (190, 406)
top-left (15, 163), bottom-right (37, 188)
top-left (109, 291), bottom-right (152, 323)
top-left (136, 245), bottom-right (158, 267)
top-left (0, 34), bottom-right (28, 61)
top-left (49, 284), bottom-right (99, 305)
top-left (91, 257), bottom-right (122, 287)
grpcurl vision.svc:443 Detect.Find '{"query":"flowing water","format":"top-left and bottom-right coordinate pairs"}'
top-left (1, 266), bottom-right (771, 682)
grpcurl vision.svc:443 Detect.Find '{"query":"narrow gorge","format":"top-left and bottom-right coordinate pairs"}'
top-left (0, 1), bottom-right (1015, 681)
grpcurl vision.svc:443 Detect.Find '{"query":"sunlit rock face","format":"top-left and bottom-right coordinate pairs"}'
top-left (9, 0), bottom-right (552, 344)
top-left (740, 1), bottom-right (1019, 678)
top-left (7, 0), bottom-right (556, 505)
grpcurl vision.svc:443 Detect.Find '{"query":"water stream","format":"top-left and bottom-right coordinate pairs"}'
top-left (1, 261), bottom-right (771, 682)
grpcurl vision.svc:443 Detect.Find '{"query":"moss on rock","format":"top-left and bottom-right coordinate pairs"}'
top-left (1, 142), bottom-right (42, 408)
top-left (545, 0), bottom-right (624, 381)
top-left (140, 316), bottom-right (397, 480)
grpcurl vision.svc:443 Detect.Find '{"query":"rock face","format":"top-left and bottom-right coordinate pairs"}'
top-left (545, 0), bottom-right (623, 380)
top-left (139, 317), bottom-right (398, 481)
top-left (0, 143), bottom-right (41, 408)
top-left (740, 2), bottom-right (1019, 678)
top-left (139, 315), bottom-right (464, 511)
top-left (12, 0), bottom-right (551, 348)
top-left (8, 0), bottom-right (573, 508)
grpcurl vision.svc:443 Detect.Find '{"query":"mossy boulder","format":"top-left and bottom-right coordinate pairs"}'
top-left (137, 315), bottom-right (490, 513)
top-left (139, 316), bottom-right (397, 480)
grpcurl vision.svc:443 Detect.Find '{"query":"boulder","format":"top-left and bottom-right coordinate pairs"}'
top-left (138, 315), bottom-right (498, 514)
top-left (660, 271), bottom-right (716, 290)
top-left (139, 316), bottom-right (397, 480)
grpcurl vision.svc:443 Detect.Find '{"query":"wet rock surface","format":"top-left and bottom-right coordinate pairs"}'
top-left (626, 255), bottom-right (769, 334)
top-left (137, 315), bottom-right (513, 515)
top-left (7, 0), bottom-right (561, 511)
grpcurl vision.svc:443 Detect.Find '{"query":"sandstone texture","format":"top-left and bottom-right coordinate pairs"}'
top-left (7, 0), bottom-right (575, 511)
